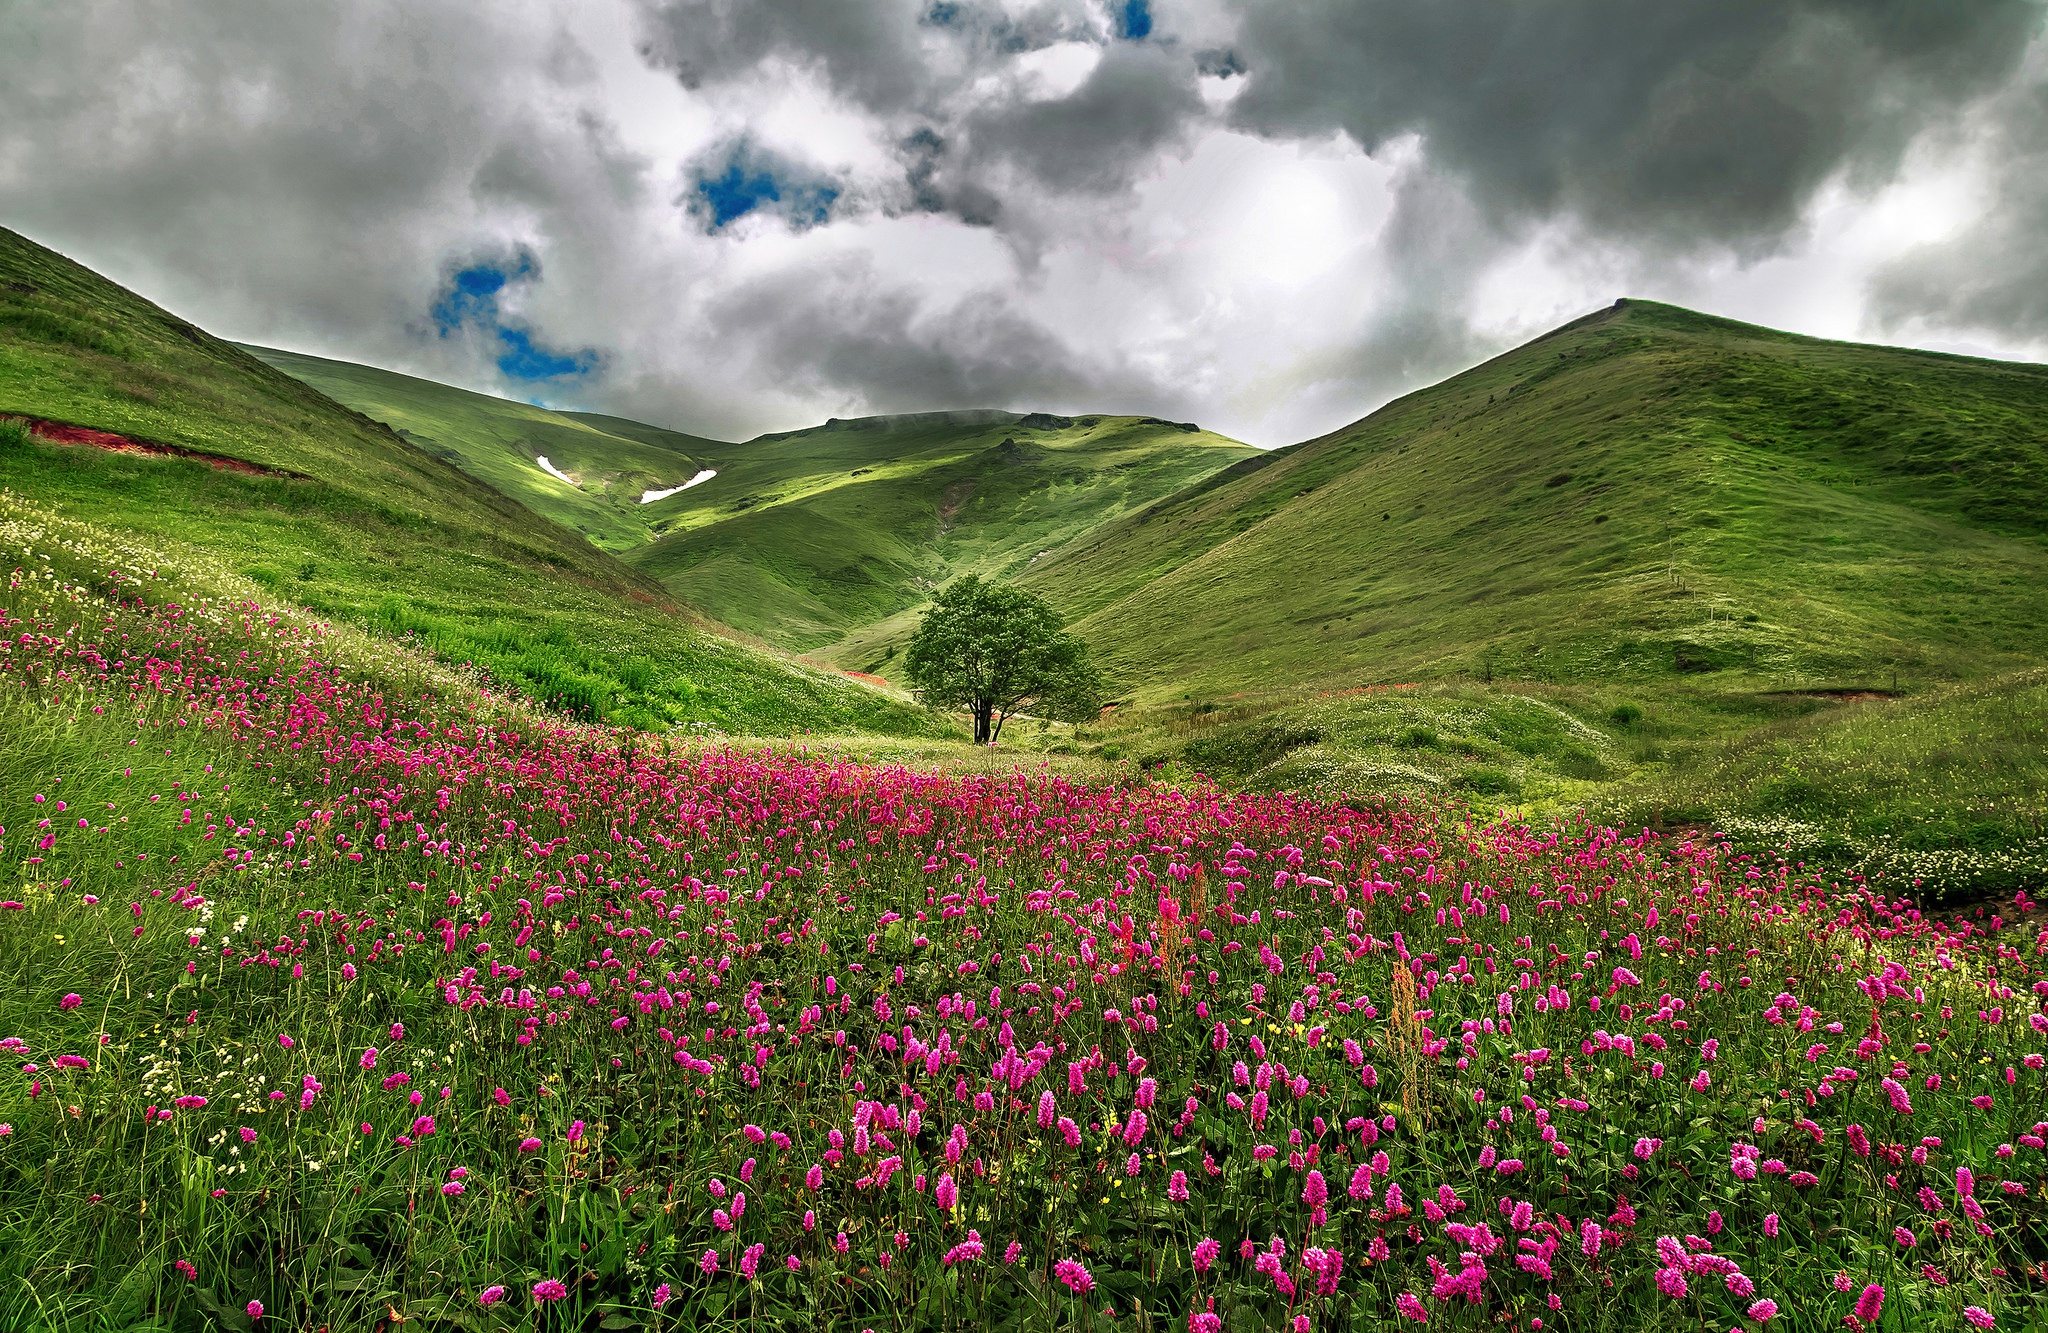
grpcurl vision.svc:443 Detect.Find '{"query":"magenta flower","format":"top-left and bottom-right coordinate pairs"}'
top-left (1193, 1237), bottom-right (1220, 1273)
top-left (518, 1137), bottom-right (541, 1152)
top-left (1747, 1298), bottom-right (1777, 1322)
top-left (936, 1172), bottom-right (958, 1209)
top-left (1855, 1284), bottom-right (1885, 1322)
top-left (700, 1249), bottom-right (720, 1276)
top-left (1053, 1258), bottom-right (1094, 1294)
top-left (533, 1278), bottom-right (569, 1302)
top-left (479, 1286), bottom-right (506, 1306)
top-left (59, 993), bottom-right (81, 1010)
top-left (1169, 1169), bottom-right (1190, 1201)
top-left (1963, 1307), bottom-right (1995, 1329)
top-left (1395, 1292), bottom-right (1429, 1322)
top-left (246, 1300), bottom-right (262, 1321)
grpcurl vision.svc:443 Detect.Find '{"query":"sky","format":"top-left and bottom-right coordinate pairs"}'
top-left (4, 0), bottom-right (2047, 448)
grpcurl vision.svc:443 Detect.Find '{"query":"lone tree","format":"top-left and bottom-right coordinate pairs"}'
top-left (903, 574), bottom-right (1104, 745)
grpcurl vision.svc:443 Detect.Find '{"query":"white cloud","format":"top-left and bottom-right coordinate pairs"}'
top-left (1, 0), bottom-right (2044, 453)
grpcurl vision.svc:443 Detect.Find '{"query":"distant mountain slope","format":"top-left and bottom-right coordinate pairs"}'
top-left (0, 225), bottom-right (934, 736)
top-left (1020, 300), bottom-right (2048, 700)
top-left (620, 411), bottom-right (1259, 651)
top-left (239, 345), bottom-right (727, 552)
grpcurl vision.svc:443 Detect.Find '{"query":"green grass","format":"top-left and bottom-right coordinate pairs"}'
top-left (1020, 299), bottom-right (2048, 702)
top-left (617, 413), bottom-right (1258, 653)
top-left (1616, 668), bottom-right (2048, 902)
top-left (238, 345), bottom-right (726, 553)
top-left (0, 226), bottom-right (941, 739)
top-left (11, 222), bottom-right (2048, 905)
top-left (6, 531), bottom-right (2046, 1329)
top-left (252, 355), bottom-right (1261, 661)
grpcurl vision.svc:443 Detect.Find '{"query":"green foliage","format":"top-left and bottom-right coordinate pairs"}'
top-left (904, 574), bottom-right (1104, 743)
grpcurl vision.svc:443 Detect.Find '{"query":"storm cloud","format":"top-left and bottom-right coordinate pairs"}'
top-left (0, 0), bottom-right (2043, 447)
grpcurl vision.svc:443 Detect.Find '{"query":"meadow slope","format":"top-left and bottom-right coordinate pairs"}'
top-left (0, 226), bottom-right (936, 738)
top-left (239, 346), bottom-right (727, 554)
top-left (1021, 300), bottom-right (2048, 702)
top-left (615, 412), bottom-right (1257, 653)
top-left (1, 502), bottom-right (2043, 1332)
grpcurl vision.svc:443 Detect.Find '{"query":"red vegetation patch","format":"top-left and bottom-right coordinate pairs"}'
top-left (13, 416), bottom-right (301, 478)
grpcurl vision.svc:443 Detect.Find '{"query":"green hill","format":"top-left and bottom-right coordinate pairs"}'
top-left (0, 225), bottom-right (934, 737)
top-left (1019, 299), bottom-right (2048, 701)
top-left (620, 411), bottom-right (1259, 651)
top-left (238, 344), bottom-right (727, 552)
top-left (243, 352), bottom-right (1262, 657)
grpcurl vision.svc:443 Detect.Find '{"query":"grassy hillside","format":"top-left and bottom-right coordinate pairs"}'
top-left (239, 345), bottom-right (727, 552)
top-left (0, 225), bottom-right (937, 737)
top-left (1618, 667), bottom-right (2048, 900)
top-left (1022, 299), bottom-right (2048, 701)
top-left (617, 411), bottom-right (1258, 651)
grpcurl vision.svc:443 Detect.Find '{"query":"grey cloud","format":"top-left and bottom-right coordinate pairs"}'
top-left (5, 0), bottom-right (2047, 460)
top-left (1228, 0), bottom-right (2046, 249)
top-left (1871, 77), bottom-right (2048, 339)
top-left (634, 0), bottom-right (933, 111)
top-left (703, 256), bottom-right (1114, 410)
top-left (0, 0), bottom-right (613, 386)
top-left (963, 45), bottom-right (1205, 193)
top-left (633, 0), bottom-right (1214, 222)
top-left (1242, 163), bottom-right (1500, 441)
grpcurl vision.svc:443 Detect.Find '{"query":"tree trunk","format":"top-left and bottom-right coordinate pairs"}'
top-left (973, 702), bottom-right (992, 745)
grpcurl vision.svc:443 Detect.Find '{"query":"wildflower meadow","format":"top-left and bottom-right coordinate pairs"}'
top-left (3, 498), bottom-right (2046, 1332)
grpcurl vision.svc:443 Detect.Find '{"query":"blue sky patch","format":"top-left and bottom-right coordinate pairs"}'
top-left (689, 140), bottom-right (841, 232)
top-left (495, 327), bottom-right (597, 382)
top-left (1116, 0), bottom-right (1152, 40)
top-left (428, 250), bottom-right (599, 385)
top-left (698, 162), bottom-right (786, 229)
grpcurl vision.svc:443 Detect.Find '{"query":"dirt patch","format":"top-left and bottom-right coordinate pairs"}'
top-left (1760, 688), bottom-right (1899, 703)
top-left (938, 479), bottom-right (977, 528)
top-left (11, 416), bottom-right (304, 478)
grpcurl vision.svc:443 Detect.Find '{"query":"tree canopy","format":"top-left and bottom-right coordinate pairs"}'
top-left (902, 575), bottom-right (1104, 745)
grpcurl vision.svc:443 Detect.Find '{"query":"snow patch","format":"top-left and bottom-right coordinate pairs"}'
top-left (535, 455), bottom-right (578, 487)
top-left (640, 469), bottom-right (718, 504)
